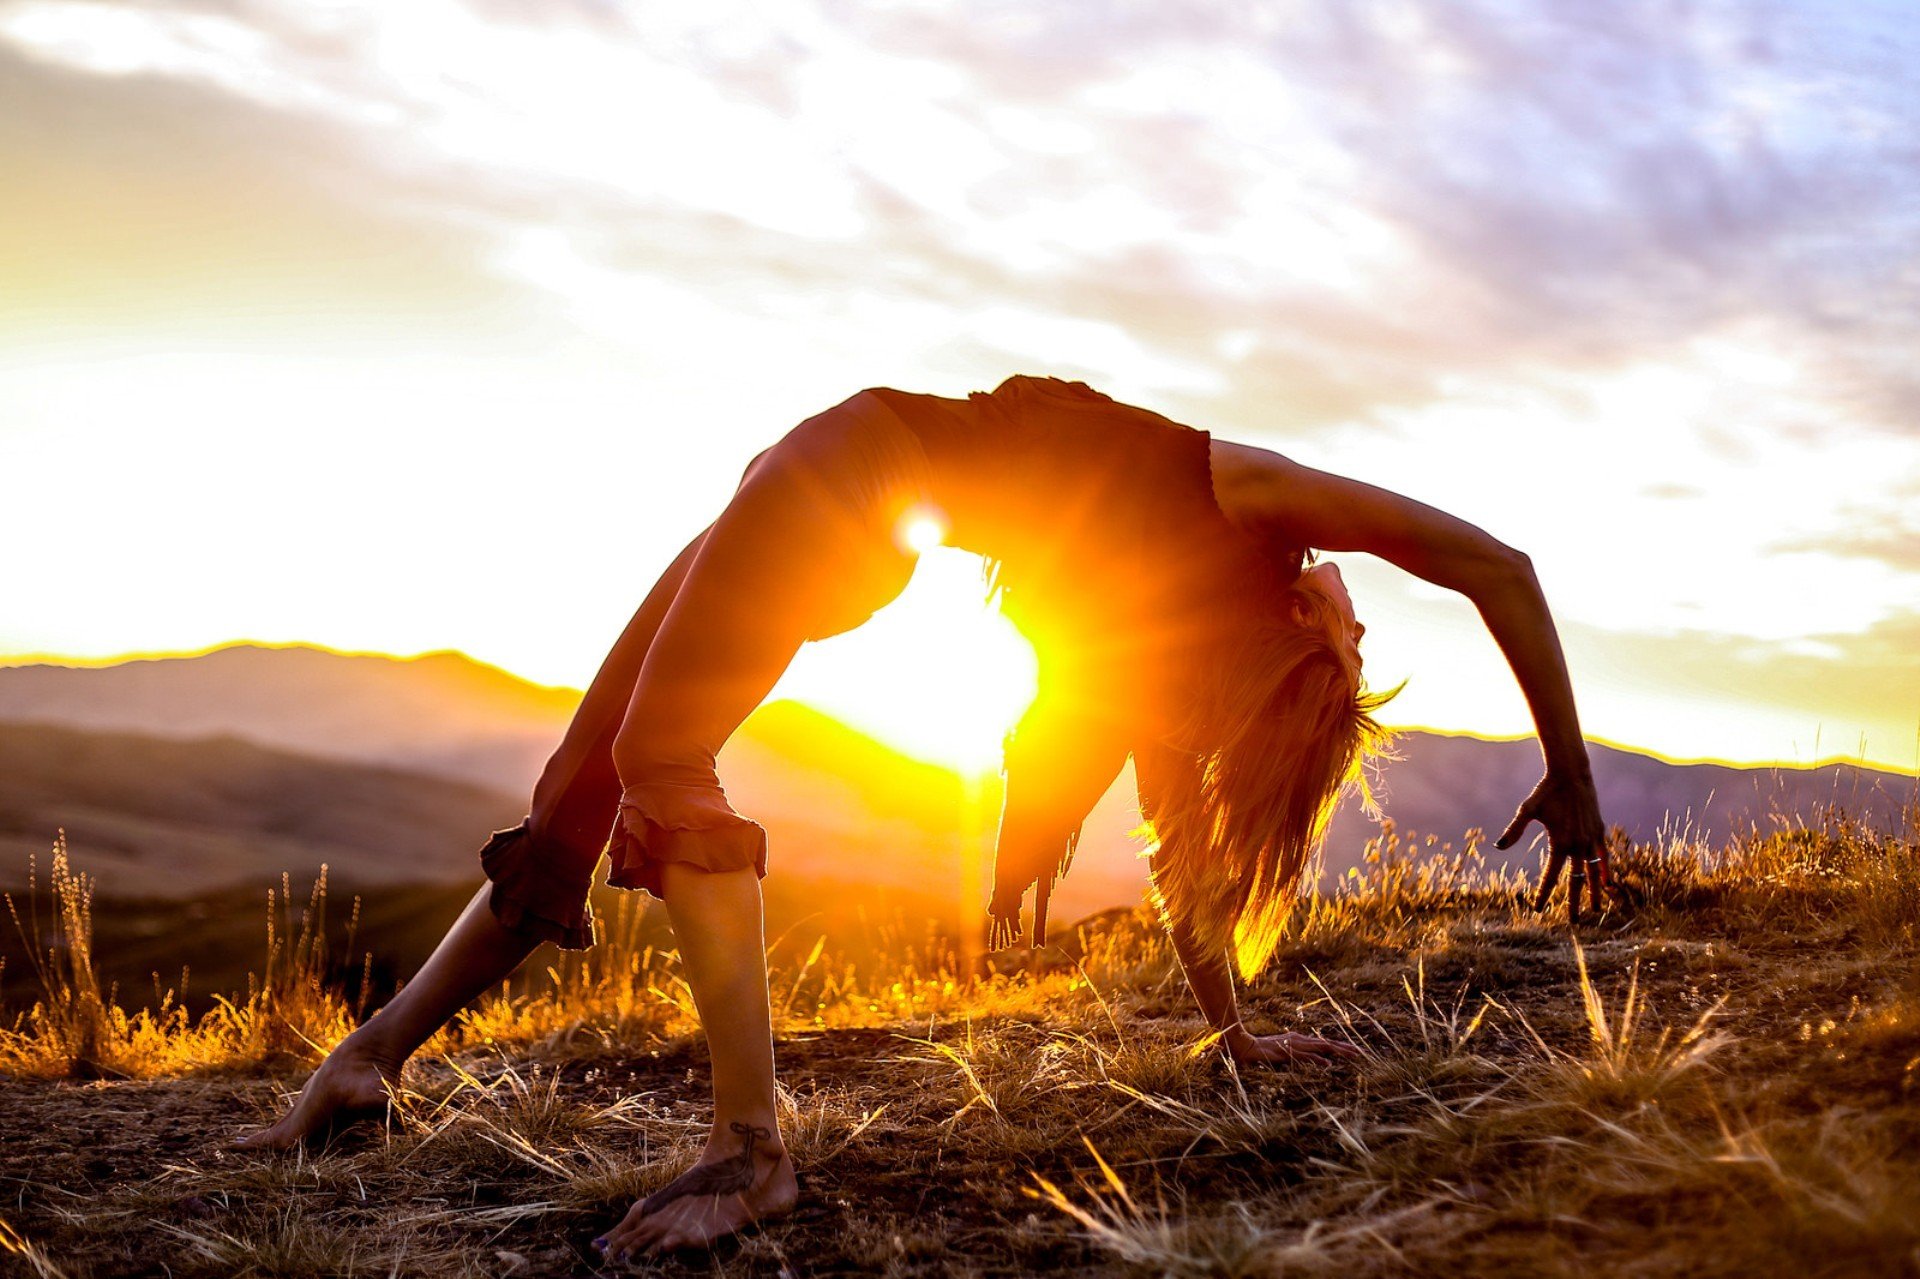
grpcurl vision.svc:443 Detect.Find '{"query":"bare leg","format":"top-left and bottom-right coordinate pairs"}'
top-left (236, 883), bottom-right (538, 1148)
top-left (595, 863), bottom-right (798, 1259)
top-left (592, 407), bottom-right (925, 1253)
top-left (237, 531), bottom-right (711, 1150)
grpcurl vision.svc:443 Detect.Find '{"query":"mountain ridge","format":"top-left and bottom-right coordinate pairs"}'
top-left (3, 645), bottom-right (1912, 916)
top-left (6, 640), bottom-right (1898, 776)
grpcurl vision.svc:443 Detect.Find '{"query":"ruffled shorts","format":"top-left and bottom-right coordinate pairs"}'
top-left (478, 390), bottom-right (933, 948)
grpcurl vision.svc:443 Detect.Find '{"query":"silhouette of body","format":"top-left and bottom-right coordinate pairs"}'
top-left (242, 375), bottom-right (1611, 1260)
top-left (489, 375), bottom-right (1280, 957)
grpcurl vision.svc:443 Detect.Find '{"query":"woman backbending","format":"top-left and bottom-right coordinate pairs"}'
top-left (240, 375), bottom-right (1611, 1256)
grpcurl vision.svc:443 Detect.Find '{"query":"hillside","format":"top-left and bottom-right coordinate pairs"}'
top-left (0, 722), bottom-right (524, 898)
top-left (1322, 731), bottom-right (1920, 877)
top-left (0, 644), bottom-right (576, 792)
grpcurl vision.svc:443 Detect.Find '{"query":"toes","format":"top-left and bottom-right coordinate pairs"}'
top-left (600, 1190), bottom-right (768, 1261)
top-left (235, 1118), bottom-right (297, 1151)
top-left (598, 1207), bottom-right (660, 1263)
top-left (627, 1211), bottom-right (674, 1253)
top-left (646, 1202), bottom-right (741, 1254)
top-left (624, 1203), bottom-right (667, 1243)
top-left (619, 1206), bottom-right (698, 1258)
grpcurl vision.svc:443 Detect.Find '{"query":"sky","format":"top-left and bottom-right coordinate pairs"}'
top-left (1, 0), bottom-right (1916, 771)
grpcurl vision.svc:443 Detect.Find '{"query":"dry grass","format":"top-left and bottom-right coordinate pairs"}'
top-left (2, 813), bottom-right (1917, 1276)
top-left (0, 835), bottom-right (365, 1079)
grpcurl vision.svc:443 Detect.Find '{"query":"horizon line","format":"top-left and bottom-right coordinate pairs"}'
top-left (3, 637), bottom-right (1911, 778)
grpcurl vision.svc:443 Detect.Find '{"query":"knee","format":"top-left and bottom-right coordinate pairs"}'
top-left (611, 727), bottom-right (713, 791)
top-left (610, 728), bottom-right (657, 787)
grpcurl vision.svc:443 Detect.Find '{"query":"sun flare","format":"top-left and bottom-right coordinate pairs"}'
top-left (897, 509), bottom-right (947, 555)
top-left (770, 546), bottom-right (1036, 774)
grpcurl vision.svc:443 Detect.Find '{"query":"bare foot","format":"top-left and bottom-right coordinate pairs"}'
top-left (594, 1121), bottom-right (799, 1259)
top-left (234, 1040), bottom-right (399, 1150)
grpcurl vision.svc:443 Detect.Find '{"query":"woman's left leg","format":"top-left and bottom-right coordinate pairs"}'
top-left (594, 863), bottom-right (797, 1257)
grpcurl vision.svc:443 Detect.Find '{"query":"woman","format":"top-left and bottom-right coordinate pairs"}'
top-left (239, 375), bottom-right (1611, 1257)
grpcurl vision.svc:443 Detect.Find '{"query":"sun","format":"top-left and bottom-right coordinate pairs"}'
top-left (897, 511), bottom-right (947, 555)
top-left (770, 540), bottom-right (1037, 775)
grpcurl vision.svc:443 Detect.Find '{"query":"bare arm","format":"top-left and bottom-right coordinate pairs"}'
top-left (1136, 742), bottom-right (1359, 1065)
top-left (1157, 856), bottom-right (1360, 1065)
top-left (1210, 440), bottom-right (1614, 917)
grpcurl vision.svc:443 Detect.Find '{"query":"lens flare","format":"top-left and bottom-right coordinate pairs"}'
top-left (897, 509), bottom-right (946, 555)
top-left (772, 547), bottom-right (1036, 774)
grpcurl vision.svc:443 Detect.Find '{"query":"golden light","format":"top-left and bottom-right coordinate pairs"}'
top-left (897, 508), bottom-right (946, 555)
top-left (770, 547), bottom-right (1037, 774)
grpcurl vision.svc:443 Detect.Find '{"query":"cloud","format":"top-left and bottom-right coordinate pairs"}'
top-left (1775, 526), bottom-right (1920, 574)
top-left (1562, 608), bottom-right (1920, 769)
top-left (2, 0), bottom-right (1917, 758)
top-left (5, 0), bottom-right (1914, 440)
top-left (0, 42), bottom-right (539, 348)
top-left (7, 0), bottom-right (1915, 423)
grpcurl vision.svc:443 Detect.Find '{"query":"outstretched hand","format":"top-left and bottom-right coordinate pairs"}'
top-left (1496, 768), bottom-right (1614, 922)
top-left (1226, 1029), bottom-right (1363, 1067)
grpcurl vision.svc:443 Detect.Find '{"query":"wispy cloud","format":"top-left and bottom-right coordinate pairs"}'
top-left (11, 1), bottom-right (1913, 407)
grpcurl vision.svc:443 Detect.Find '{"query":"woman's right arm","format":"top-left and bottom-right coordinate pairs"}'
top-left (1158, 876), bottom-right (1360, 1066)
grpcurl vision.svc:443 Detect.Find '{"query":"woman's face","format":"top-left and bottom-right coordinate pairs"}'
top-left (1302, 562), bottom-right (1365, 668)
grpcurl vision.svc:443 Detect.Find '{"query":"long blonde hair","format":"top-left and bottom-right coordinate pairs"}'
top-left (1145, 567), bottom-right (1396, 980)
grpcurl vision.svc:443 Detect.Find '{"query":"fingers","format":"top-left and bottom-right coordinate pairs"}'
top-left (1531, 847), bottom-right (1567, 912)
top-left (1506, 796), bottom-right (1569, 916)
top-left (1495, 804), bottom-right (1535, 851)
top-left (1311, 1037), bottom-right (1365, 1062)
top-left (1593, 851), bottom-right (1635, 913)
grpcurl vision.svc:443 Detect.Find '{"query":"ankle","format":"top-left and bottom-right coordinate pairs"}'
top-left (704, 1117), bottom-right (786, 1163)
top-left (337, 1027), bottom-right (407, 1078)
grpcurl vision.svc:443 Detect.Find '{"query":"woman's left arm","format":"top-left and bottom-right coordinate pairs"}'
top-left (1210, 441), bottom-right (1613, 918)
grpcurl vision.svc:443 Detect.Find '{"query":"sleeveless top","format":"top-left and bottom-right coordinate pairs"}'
top-left (868, 375), bottom-right (1305, 946)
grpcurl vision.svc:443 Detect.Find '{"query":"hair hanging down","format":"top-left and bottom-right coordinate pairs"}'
top-left (1146, 567), bottom-right (1397, 981)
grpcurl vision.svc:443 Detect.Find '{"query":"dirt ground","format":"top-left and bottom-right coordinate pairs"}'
top-left (5, 839), bottom-right (1920, 1278)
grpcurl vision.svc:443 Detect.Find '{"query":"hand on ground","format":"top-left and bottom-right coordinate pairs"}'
top-left (1228, 1030), bottom-right (1363, 1067)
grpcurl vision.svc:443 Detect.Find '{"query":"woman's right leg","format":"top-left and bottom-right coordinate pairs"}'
top-left (592, 398), bottom-right (929, 1256)
top-left (237, 530), bottom-right (711, 1150)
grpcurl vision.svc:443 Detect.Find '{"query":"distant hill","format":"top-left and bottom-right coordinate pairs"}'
top-left (0, 722), bottom-right (525, 898)
top-left (0, 645), bottom-right (575, 792)
top-left (1322, 732), bottom-right (1918, 880)
top-left (2, 646), bottom-right (1912, 918)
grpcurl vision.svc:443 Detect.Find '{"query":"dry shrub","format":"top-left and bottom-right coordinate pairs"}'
top-left (0, 838), bottom-right (358, 1078)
